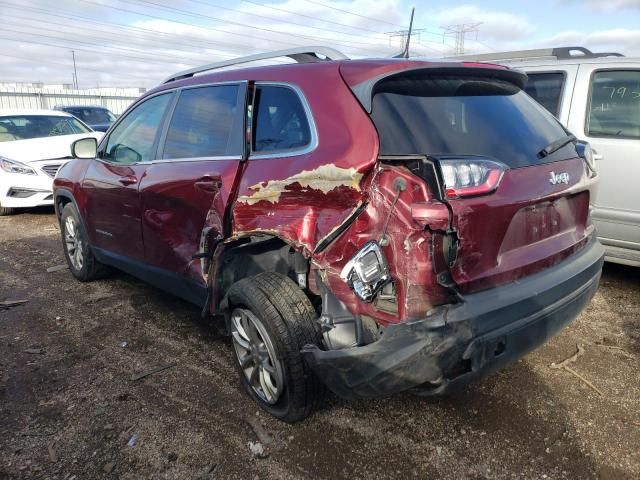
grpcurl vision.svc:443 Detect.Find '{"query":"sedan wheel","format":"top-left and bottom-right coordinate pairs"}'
top-left (230, 308), bottom-right (284, 405)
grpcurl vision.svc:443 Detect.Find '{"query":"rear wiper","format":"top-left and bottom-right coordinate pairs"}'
top-left (537, 134), bottom-right (576, 159)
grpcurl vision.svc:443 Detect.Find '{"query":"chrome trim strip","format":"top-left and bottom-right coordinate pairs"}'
top-left (138, 155), bottom-right (243, 165)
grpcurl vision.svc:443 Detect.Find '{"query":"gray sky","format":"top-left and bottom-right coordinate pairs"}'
top-left (1, 0), bottom-right (639, 88)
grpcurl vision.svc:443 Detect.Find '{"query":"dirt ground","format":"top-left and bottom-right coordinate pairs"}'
top-left (1, 208), bottom-right (638, 480)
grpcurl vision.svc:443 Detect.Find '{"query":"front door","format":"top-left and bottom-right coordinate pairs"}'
top-left (139, 83), bottom-right (246, 286)
top-left (567, 65), bottom-right (640, 257)
top-left (82, 92), bottom-right (174, 260)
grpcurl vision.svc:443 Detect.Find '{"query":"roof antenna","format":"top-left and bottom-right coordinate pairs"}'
top-left (393, 7), bottom-right (415, 59)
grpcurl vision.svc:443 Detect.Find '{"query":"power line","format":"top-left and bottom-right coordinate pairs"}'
top-left (1, 24), bottom-right (235, 66)
top-left (0, 31), bottom-right (197, 67)
top-left (302, 0), bottom-right (406, 28)
top-left (76, 0), bottom-right (393, 56)
top-left (129, 0), bottom-right (396, 54)
top-left (240, 0), bottom-right (392, 36)
top-left (187, 0), bottom-right (391, 42)
top-left (0, 2), bottom-right (284, 57)
top-left (0, 13), bottom-right (256, 62)
top-left (0, 52), bottom-right (160, 78)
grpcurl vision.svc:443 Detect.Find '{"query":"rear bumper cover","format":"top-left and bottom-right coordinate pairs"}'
top-left (302, 237), bottom-right (604, 400)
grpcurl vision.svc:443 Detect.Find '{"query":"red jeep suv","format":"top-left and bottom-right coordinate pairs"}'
top-left (53, 47), bottom-right (604, 422)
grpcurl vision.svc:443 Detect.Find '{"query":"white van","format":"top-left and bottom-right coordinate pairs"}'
top-left (453, 47), bottom-right (640, 267)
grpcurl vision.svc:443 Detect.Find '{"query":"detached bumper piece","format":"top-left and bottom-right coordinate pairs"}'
top-left (302, 237), bottom-right (604, 400)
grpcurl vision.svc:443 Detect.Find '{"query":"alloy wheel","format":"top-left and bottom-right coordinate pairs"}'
top-left (230, 308), bottom-right (284, 404)
top-left (64, 216), bottom-right (84, 270)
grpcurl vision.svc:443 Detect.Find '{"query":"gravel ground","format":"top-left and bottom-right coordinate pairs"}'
top-left (1, 209), bottom-right (638, 480)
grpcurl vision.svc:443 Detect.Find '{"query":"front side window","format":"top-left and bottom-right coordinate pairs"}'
top-left (104, 93), bottom-right (172, 164)
top-left (524, 72), bottom-right (565, 117)
top-left (163, 85), bottom-right (241, 159)
top-left (252, 85), bottom-right (311, 153)
top-left (0, 115), bottom-right (90, 142)
top-left (587, 70), bottom-right (640, 139)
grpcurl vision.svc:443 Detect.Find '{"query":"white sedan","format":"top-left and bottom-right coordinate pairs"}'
top-left (0, 109), bottom-right (103, 215)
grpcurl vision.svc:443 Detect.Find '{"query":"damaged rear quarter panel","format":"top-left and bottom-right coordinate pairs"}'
top-left (313, 163), bottom-right (452, 326)
top-left (230, 64), bottom-right (451, 325)
top-left (232, 64), bottom-right (379, 254)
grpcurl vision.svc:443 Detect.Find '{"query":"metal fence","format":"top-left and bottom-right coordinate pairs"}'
top-left (0, 85), bottom-right (142, 115)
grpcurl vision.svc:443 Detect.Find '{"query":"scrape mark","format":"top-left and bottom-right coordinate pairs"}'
top-left (237, 164), bottom-right (363, 205)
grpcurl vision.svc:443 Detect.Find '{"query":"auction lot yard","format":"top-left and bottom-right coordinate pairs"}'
top-left (1, 209), bottom-right (638, 480)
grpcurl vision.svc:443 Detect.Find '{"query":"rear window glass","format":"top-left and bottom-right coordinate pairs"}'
top-left (587, 70), bottom-right (640, 139)
top-left (252, 85), bottom-right (311, 153)
top-left (163, 85), bottom-right (241, 159)
top-left (524, 72), bottom-right (565, 116)
top-left (371, 74), bottom-right (574, 168)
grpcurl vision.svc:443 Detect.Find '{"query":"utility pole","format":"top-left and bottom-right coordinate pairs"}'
top-left (71, 50), bottom-right (78, 89)
top-left (441, 23), bottom-right (482, 55)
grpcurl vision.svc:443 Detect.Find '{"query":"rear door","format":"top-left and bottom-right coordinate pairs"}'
top-left (82, 92), bottom-right (174, 260)
top-left (369, 70), bottom-right (594, 293)
top-left (566, 65), bottom-right (640, 258)
top-left (139, 82), bottom-right (246, 287)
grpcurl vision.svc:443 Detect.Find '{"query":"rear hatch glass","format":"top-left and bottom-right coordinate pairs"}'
top-left (371, 73), bottom-right (574, 166)
top-left (369, 71), bottom-right (590, 292)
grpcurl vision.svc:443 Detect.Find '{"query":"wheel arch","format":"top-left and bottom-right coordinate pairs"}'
top-left (214, 233), bottom-right (314, 318)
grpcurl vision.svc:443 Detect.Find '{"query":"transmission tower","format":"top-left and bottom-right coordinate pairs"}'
top-left (441, 23), bottom-right (482, 55)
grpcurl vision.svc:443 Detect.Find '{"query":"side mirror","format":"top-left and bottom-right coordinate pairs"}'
top-left (71, 137), bottom-right (97, 159)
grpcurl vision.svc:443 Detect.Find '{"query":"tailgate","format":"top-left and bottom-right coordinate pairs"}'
top-left (363, 67), bottom-right (596, 293)
top-left (446, 158), bottom-right (591, 292)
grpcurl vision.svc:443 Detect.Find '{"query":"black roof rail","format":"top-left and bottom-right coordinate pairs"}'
top-left (551, 47), bottom-right (624, 59)
top-left (448, 46), bottom-right (625, 62)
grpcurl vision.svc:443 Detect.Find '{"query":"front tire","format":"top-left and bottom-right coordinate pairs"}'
top-left (227, 272), bottom-right (325, 423)
top-left (60, 203), bottom-right (109, 281)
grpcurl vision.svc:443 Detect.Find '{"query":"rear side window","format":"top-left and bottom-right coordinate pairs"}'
top-left (163, 85), bottom-right (242, 159)
top-left (524, 72), bottom-right (565, 116)
top-left (371, 74), bottom-right (573, 168)
top-left (105, 93), bottom-right (173, 164)
top-left (587, 70), bottom-right (640, 139)
top-left (252, 85), bottom-right (311, 153)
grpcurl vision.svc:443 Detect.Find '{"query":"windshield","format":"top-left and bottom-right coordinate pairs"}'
top-left (65, 108), bottom-right (116, 124)
top-left (371, 74), bottom-right (577, 168)
top-left (0, 115), bottom-right (91, 142)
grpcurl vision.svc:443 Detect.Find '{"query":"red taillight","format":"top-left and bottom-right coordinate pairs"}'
top-left (440, 159), bottom-right (506, 199)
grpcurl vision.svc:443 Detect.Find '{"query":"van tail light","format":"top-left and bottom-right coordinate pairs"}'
top-left (439, 158), bottom-right (506, 199)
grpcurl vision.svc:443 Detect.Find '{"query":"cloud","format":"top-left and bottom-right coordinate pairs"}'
top-left (1, 0), bottom-right (433, 87)
top-left (575, 0), bottom-right (640, 11)
top-left (541, 28), bottom-right (640, 56)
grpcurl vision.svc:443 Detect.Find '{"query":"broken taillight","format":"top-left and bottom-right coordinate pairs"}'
top-left (439, 158), bottom-right (506, 199)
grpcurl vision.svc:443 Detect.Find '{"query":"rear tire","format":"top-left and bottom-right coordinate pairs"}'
top-left (227, 272), bottom-right (325, 423)
top-left (60, 203), bottom-right (110, 281)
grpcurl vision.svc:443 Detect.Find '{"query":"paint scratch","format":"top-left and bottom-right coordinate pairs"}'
top-left (237, 164), bottom-right (363, 205)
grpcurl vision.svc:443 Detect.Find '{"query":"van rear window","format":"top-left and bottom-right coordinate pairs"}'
top-left (371, 74), bottom-right (575, 168)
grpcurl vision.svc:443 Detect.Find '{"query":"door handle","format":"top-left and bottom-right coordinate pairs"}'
top-left (194, 176), bottom-right (221, 193)
top-left (593, 153), bottom-right (604, 161)
top-left (118, 175), bottom-right (138, 186)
